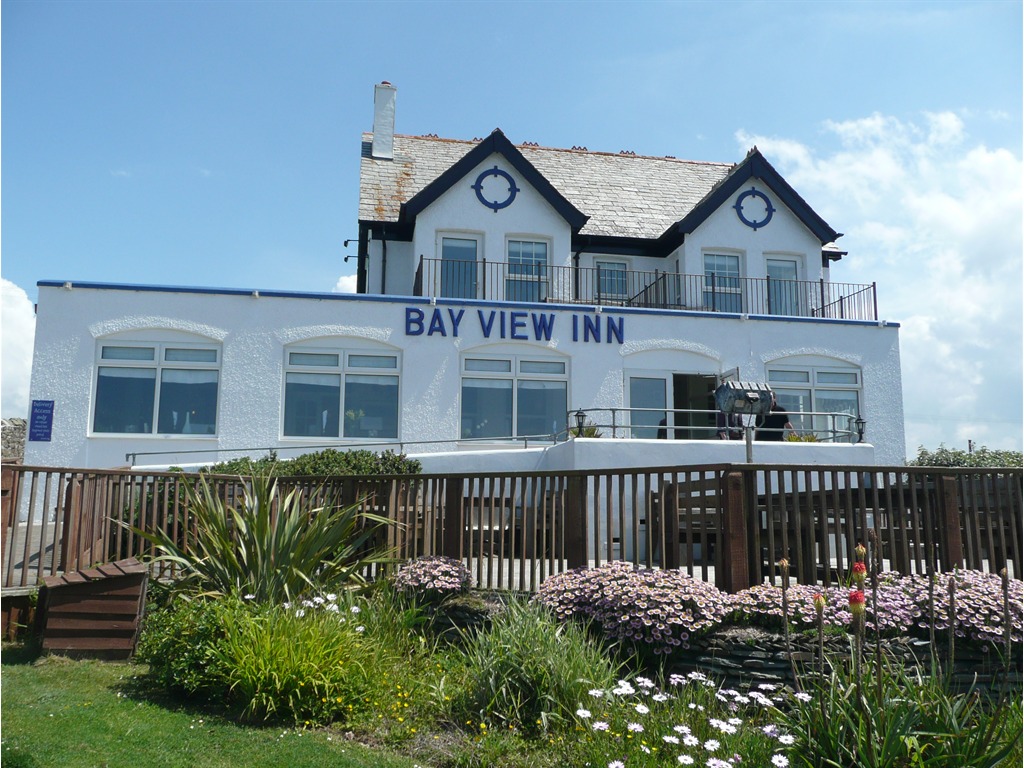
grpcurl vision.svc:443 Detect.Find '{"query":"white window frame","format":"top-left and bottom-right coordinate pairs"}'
top-left (703, 251), bottom-right (744, 313)
top-left (460, 353), bottom-right (568, 440)
top-left (595, 258), bottom-right (629, 302)
top-left (91, 340), bottom-right (221, 437)
top-left (505, 237), bottom-right (551, 303)
top-left (282, 345), bottom-right (401, 440)
top-left (767, 364), bottom-right (862, 438)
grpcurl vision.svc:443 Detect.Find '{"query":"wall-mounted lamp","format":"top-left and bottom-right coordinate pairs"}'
top-left (574, 409), bottom-right (587, 438)
top-left (855, 416), bottom-right (866, 444)
top-left (343, 238), bottom-right (357, 263)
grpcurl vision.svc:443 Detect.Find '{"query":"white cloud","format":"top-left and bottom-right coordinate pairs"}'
top-left (333, 274), bottom-right (358, 293)
top-left (739, 112), bottom-right (1023, 454)
top-left (1, 279), bottom-right (36, 418)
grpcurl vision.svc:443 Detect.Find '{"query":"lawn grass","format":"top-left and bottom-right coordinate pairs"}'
top-left (0, 645), bottom-right (419, 768)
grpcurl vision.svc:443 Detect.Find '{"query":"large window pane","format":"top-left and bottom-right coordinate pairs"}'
top-left (629, 377), bottom-right (667, 439)
top-left (774, 388), bottom-right (811, 433)
top-left (157, 369), bottom-right (219, 434)
top-left (814, 390), bottom-right (859, 437)
top-left (461, 378), bottom-right (513, 438)
top-left (93, 367), bottom-right (156, 433)
top-left (516, 380), bottom-right (567, 437)
top-left (284, 372), bottom-right (341, 437)
top-left (344, 374), bottom-right (399, 438)
top-left (441, 237), bottom-right (477, 299)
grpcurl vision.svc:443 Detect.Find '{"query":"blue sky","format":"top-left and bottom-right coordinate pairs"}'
top-left (2, 0), bottom-right (1021, 455)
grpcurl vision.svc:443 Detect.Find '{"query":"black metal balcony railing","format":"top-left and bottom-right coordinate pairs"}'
top-left (414, 258), bottom-right (878, 321)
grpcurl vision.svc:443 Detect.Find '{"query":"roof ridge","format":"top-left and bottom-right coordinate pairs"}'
top-left (371, 131), bottom-right (735, 167)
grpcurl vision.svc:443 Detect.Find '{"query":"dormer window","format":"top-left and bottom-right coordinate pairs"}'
top-left (506, 240), bottom-right (548, 302)
top-left (703, 253), bottom-right (742, 313)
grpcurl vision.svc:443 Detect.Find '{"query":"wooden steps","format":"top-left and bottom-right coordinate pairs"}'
top-left (39, 557), bottom-right (148, 659)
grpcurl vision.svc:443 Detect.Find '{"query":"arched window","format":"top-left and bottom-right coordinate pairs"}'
top-left (92, 338), bottom-right (220, 435)
top-left (767, 360), bottom-right (861, 439)
top-left (283, 344), bottom-right (400, 439)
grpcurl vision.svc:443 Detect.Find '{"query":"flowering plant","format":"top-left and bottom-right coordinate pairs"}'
top-left (535, 561), bottom-right (730, 654)
top-left (391, 555), bottom-right (471, 605)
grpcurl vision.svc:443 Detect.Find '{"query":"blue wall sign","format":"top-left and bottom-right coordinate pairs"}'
top-left (405, 306), bottom-right (624, 344)
top-left (29, 400), bottom-right (54, 442)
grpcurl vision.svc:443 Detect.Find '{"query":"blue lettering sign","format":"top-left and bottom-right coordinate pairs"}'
top-left (510, 312), bottom-right (528, 340)
top-left (532, 313), bottom-right (555, 341)
top-left (478, 310), bottom-right (497, 338)
top-left (405, 307), bottom-right (425, 335)
top-left (448, 308), bottom-right (465, 337)
top-left (606, 316), bottom-right (624, 344)
top-left (29, 400), bottom-right (54, 442)
top-left (428, 308), bottom-right (447, 336)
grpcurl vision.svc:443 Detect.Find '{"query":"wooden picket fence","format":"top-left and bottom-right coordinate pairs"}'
top-left (2, 463), bottom-right (1021, 598)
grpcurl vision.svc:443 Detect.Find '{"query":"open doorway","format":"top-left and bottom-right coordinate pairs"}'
top-left (672, 373), bottom-right (717, 439)
top-left (627, 371), bottom-right (720, 439)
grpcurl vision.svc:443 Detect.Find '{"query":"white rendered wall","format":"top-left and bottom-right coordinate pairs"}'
top-left (25, 283), bottom-right (904, 470)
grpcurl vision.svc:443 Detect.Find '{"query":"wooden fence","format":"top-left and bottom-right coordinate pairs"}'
top-left (2, 463), bottom-right (1020, 595)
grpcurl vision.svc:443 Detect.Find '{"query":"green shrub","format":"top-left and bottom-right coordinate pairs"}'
top-left (449, 599), bottom-right (622, 735)
top-left (908, 444), bottom-right (1023, 468)
top-left (207, 448), bottom-right (421, 477)
top-left (136, 595), bottom-right (235, 699)
top-left (213, 599), bottom-right (372, 725)
top-left (132, 472), bottom-right (393, 603)
top-left (783, 659), bottom-right (1022, 767)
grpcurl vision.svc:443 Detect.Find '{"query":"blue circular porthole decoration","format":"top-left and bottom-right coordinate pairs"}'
top-left (472, 166), bottom-right (520, 211)
top-left (733, 187), bottom-right (775, 230)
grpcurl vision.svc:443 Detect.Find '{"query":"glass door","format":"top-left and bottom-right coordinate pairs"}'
top-left (440, 237), bottom-right (478, 299)
top-left (767, 258), bottom-right (799, 316)
top-left (628, 376), bottom-right (667, 438)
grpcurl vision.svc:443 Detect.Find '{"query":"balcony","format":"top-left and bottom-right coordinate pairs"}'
top-left (414, 258), bottom-right (878, 321)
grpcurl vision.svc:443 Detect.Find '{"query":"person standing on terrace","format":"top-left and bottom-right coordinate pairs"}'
top-left (756, 394), bottom-right (794, 441)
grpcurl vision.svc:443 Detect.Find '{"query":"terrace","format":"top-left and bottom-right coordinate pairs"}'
top-left (414, 257), bottom-right (878, 321)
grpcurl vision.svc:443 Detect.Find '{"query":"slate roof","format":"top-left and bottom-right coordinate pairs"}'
top-left (359, 132), bottom-right (735, 240)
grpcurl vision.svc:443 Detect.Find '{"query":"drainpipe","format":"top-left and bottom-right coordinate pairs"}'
top-left (356, 223), bottom-right (369, 294)
top-left (380, 229), bottom-right (388, 295)
top-left (572, 250), bottom-right (582, 302)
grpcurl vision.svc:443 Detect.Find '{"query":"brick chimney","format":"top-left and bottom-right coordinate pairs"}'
top-left (372, 81), bottom-right (396, 160)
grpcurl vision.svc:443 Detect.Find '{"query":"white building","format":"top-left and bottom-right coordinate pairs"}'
top-left (23, 83), bottom-right (904, 472)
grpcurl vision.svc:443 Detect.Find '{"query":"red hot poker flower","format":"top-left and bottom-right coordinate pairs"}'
top-left (852, 561), bottom-right (867, 587)
top-left (849, 589), bottom-right (866, 616)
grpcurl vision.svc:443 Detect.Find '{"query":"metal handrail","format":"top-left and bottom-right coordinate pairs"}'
top-left (415, 258), bottom-right (879, 321)
top-left (569, 407), bottom-right (859, 442)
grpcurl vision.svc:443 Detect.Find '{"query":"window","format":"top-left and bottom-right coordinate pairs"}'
top-left (704, 253), bottom-right (742, 312)
top-left (440, 236), bottom-right (478, 299)
top-left (506, 240), bottom-right (548, 302)
top-left (596, 261), bottom-right (628, 300)
top-left (461, 355), bottom-right (567, 439)
top-left (92, 343), bottom-right (219, 435)
top-left (283, 349), bottom-right (399, 439)
top-left (767, 366), bottom-right (861, 439)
